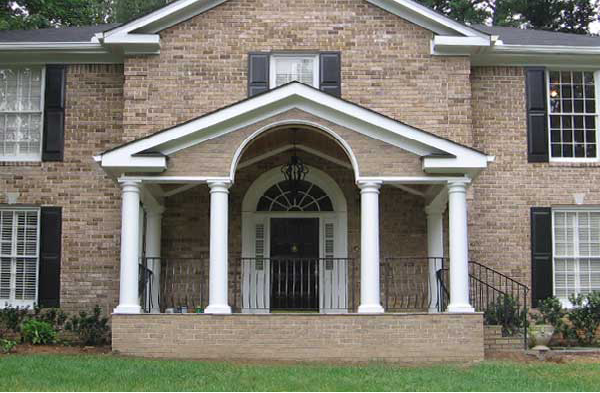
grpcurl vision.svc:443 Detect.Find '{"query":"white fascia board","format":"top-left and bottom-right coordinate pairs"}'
top-left (357, 175), bottom-right (471, 184)
top-left (367, 0), bottom-right (488, 37)
top-left (0, 43), bottom-right (122, 63)
top-left (431, 35), bottom-right (490, 55)
top-left (100, 83), bottom-right (488, 171)
top-left (103, 0), bottom-right (227, 37)
top-left (472, 44), bottom-right (600, 66)
top-left (101, 155), bottom-right (166, 172)
top-left (422, 155), bottom-right (488, 171)
top-left (103, 34), bottom-right (161, 55)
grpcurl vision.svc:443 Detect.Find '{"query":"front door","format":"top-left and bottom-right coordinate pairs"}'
top-left (270, 218), bottom-right (319, 310)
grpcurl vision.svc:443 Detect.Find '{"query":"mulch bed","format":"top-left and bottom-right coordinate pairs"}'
top-left (2, 343), bottom-right (111, 356)
top-left (486, 350), bottom-right (600, 364)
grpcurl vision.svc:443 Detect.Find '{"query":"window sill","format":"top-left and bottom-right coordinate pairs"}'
top-left (0, 161), bottom-right (42, 167)
top-left (548, 161), bottom-right (600, 168)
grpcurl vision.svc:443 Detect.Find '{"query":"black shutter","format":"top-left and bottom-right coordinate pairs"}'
top-left (525, 67), bottom-right (549, 162)
top-left (38, 207), bottom-right (62, 308)
top-left (42, 65), bottom-right (66, 162)
top-left (319, 52), bottom-right (341, 97)
top-left (248, 53), bottom-right (270, 97)
top-left (531, 207), bottom-right (552, 307)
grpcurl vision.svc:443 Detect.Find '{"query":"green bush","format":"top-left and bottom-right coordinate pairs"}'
top-left (567, 291), bottom-right (600, 346)
top-left (0, 338), bottom-right (16, 353)
top-left (32, 306), bottom-right (68, 333)
top-left (65, 306), bottom-right (110, 346)
top-left (484, 294), bottom-right (528, 336)
top-left (21, 320), bottom-right (57, 345)
top-left (0, 305), bottom-right (29, 338)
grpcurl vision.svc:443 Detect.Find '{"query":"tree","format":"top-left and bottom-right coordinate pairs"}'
top-left (417, 0), bottom-right (600, 34)
top-left (0, 0), bottom-right (113, 30)
top-left (419, 0), bottom-right (490, 23)
top-left (113, 0), bottom-right (169, 23)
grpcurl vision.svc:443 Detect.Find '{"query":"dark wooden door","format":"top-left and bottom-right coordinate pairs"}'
top-left (270, 218), bottom-right (319, 310)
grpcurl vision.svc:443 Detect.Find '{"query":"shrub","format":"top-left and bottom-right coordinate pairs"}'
top-left (21, 320), bottom-right (57, 345)
top-left (484, 294), bottom-right (528, 336)
top-left (567, 291), bottom-right (600, 346)
top-left (0, 338), bottom-right (16, 354)
top-left (0, 305), bottom-right (29, 338)
top-left (65, 306), bottom-right (110, 346)
top-left (32, 306), bottom-right (68, 333)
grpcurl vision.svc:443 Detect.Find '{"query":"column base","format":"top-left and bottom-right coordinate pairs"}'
top-left (113, 304), bottom-right (142, 314)
top-left (204, 305), bottom-right (232, 314)
top-left (447, 303), bottom-right (475, 313)
top-left (358, 304), bottom-right (384, 313)
top-left (428, 307), bottom-right (440, 314)
top-left (150, 308), bottom-right (161, 314)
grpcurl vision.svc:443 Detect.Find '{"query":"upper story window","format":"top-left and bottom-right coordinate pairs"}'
top-left (270, 54), bottom-right (319, 89)
top-left (553, 209), bottom-right (600, 302)
top-left (0, 66), bottom-right (45, 161)
top-left (547, 71), bottom-right (598, 160)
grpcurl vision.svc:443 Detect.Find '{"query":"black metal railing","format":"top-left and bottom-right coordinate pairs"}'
top-left (437, 260), bottom-right (529, 349)
top-left (139, 259), bottom-right (154, 313)
top-left (382, 257), bottom-right (443, 312)
top-left (234, 258), bottom-right (356, 312)
top-left (139, 256), bottom-right (210, 312)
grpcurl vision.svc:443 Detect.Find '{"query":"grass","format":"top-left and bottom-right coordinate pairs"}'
top-left (1, 354), bottom-right (600, 391)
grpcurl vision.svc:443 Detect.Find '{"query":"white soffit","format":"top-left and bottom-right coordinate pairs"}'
top-left (99, 82), bottom-right (489, 173)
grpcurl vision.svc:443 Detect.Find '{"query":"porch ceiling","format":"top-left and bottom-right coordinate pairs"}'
top-left (96, 82), bottom-right (492, 180)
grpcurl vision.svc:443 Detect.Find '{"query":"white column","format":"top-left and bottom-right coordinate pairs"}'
top-left (358, 181), bottom-right (384, 313)
top-left (447, 181), bottom-right (474, 313)
top-left (145, 206), bottom-right (164, 313)
top-left (205, 181), bottom-right (232, 314)
top-left (114, 180), bottom-right (142, 314)
top-left (425, 205), bottom-right (445, 313)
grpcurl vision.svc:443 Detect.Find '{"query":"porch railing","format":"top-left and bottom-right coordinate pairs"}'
top-left (382, 257), bottom-right (443, 312)
top-left (234, 258), bottom-right (357, 312)
top-left (437, 260), bottom-right (529, 349)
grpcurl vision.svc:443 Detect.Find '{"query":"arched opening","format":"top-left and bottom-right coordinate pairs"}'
top-left (237, 126), bottom-right (351, 314)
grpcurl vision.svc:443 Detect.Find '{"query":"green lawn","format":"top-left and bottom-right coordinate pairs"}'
top-left (1, 354), bottom-right (599, 391)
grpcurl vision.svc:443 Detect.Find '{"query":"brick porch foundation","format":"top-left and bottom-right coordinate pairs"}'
top-left (112, 313), bottom-right (484, 363)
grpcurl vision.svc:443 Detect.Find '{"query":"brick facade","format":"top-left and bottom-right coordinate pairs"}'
top-left (483, 326), bottom-right (524, 354)
top-left (0, 64), bottom-right (124, 313)
top-left (112, 313), bottom-right (484, 363)
top-left (470, 66), bottom-right (600, 288)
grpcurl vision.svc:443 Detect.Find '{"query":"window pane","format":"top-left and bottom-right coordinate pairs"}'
top-left (548, 71), bottom-right (597, 159)
top-left (0, 113), bottom-right (42, 159)
top-left (274, 57), bottom-right (315, 87)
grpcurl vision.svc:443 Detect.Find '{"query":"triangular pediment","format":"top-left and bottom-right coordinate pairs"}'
top-left (97, 82), bottom-right (490, 178)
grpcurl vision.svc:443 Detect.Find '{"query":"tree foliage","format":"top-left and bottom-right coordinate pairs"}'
top-left (0, 0), bottom-right (597, 35)
top-left (418, 0), bottom-right (599, 34)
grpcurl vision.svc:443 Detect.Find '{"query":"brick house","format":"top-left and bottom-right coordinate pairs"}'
top-left (1, 0), bottom-right (599, 362)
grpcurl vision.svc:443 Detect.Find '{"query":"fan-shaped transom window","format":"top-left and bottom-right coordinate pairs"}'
top-left (257, 180), bottom-right (334, 212)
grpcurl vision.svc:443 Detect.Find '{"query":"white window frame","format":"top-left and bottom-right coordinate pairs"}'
top-left (269, 54), bottom-right (319, 89)
top-left (0, 65), bottom-right (46, 162)
top-left (546, 69), bottom-right (600, 163)
top-left (0, 207), bottom-right (41, 308)
top-left (551, 206), bottom-right (600, 307)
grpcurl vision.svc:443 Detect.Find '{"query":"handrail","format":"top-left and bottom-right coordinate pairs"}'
top-left (436, 260), bottom-right (529, 350)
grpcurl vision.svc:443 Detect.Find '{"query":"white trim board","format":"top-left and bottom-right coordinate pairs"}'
top-left (101, 0), bottom-right (486, 39)
top-left (99, 82), bottom-right (490, 178)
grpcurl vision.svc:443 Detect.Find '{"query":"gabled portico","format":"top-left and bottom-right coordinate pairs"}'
top-left (96, 82), bottom-right (492, 316)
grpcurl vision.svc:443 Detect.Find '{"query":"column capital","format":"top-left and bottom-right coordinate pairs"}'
top-left (357, 181), bottom-right (382, 192)
top-left (207, 180), bottom-right (232, 192)
top-left (447, 181), bottom-right (468, 194)
top-left (120, 180), bottom-right (141, 193)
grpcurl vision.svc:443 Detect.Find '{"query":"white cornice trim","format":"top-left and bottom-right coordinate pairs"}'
top-left (99, 0), bottom-right (485, 41)
top-left (366, 0), bottom-right (487, 37)
top-left (98, 82), bottom-right (489, 177)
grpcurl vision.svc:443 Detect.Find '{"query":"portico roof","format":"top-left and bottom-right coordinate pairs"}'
top-left (96, 82), bottom-right (492, 180)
